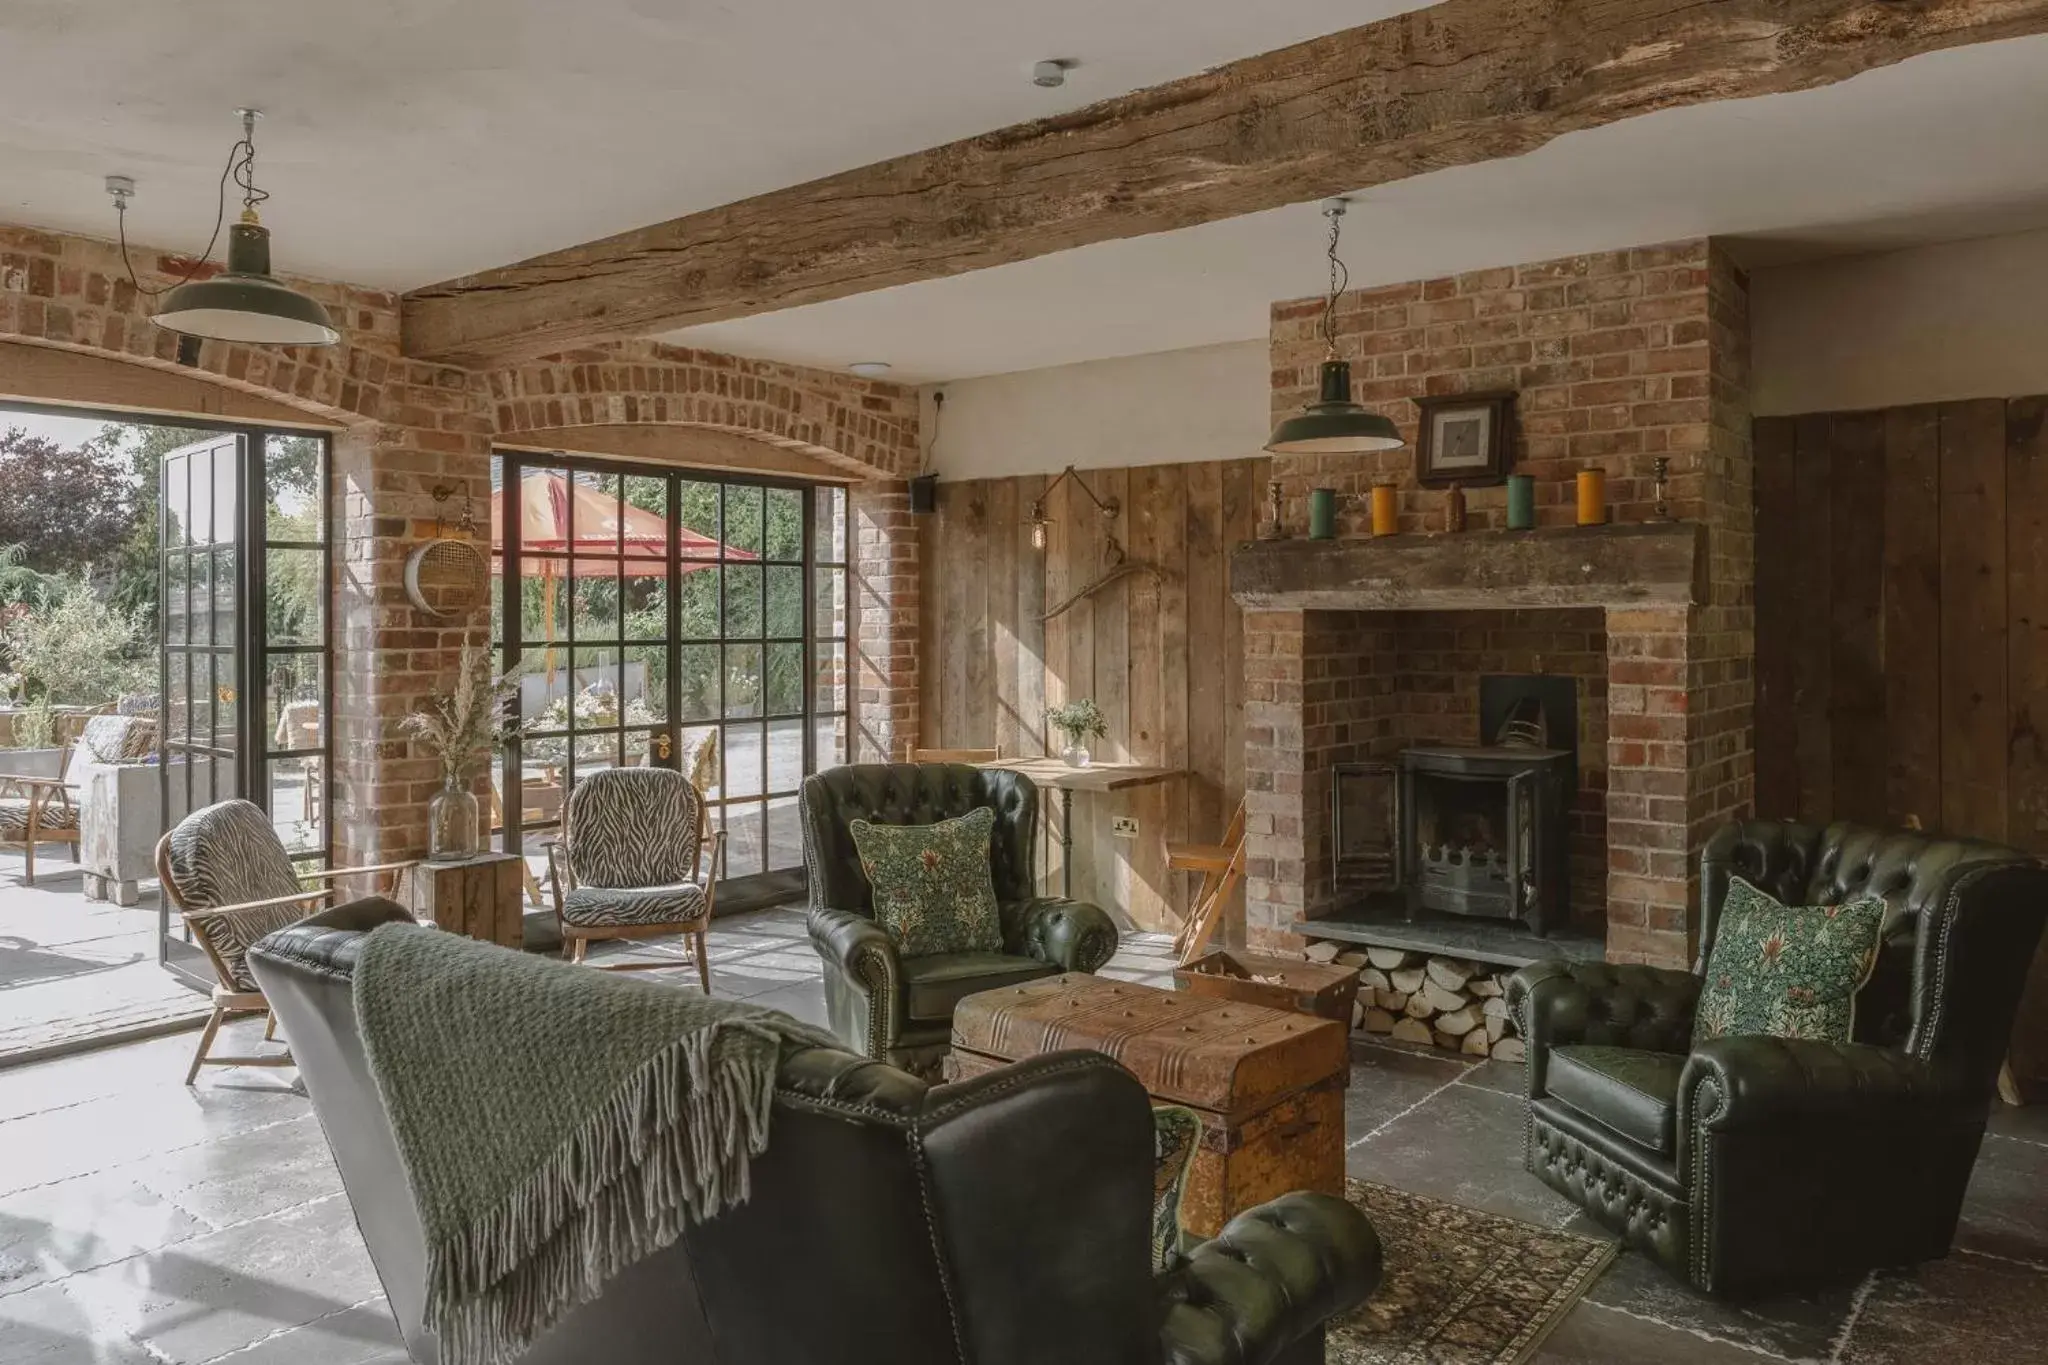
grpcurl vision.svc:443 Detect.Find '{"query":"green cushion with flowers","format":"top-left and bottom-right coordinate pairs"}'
top-left (1693, 875), bottom-right (1888, 1044)
top-left (849, 806), bottom-right (1005, 959)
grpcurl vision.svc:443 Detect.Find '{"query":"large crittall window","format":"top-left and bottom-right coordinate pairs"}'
top-left (491, 452), bottom-right (849, 905)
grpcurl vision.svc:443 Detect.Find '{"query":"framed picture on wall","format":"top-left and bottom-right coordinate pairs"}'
top-left (1414, 391), bottom-right (1515, 486)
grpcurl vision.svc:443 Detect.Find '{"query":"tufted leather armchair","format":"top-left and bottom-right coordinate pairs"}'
top-left (1508, 819), bottom-right (2048, 1296)
top-left (802, 762), bottom-right (1119, 1077)
top-left (251, 900), bottom-right (1380, 1365)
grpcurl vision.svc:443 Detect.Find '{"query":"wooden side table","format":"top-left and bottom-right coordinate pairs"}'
top-left (412, 852), bottom-right (526, 949)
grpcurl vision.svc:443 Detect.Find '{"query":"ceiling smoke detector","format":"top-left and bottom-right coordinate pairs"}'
top-left (848, 361), bottom-right (893, 378)
top-left (1032, 59), bottom-right (1073, 89)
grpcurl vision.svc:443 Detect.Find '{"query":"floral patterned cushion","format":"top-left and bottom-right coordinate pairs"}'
top-left (1694, 875), bottom-right (1887, 1044)
top-left (1151, 1105), bottom-right (1201, 1272)
top-left (848, 807), bottom-right (1003, 959)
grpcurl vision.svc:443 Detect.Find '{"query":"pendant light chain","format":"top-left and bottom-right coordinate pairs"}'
top-left (1322, 200), bottom-right (1350, 360)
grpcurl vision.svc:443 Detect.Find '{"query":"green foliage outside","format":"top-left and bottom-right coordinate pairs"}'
top-left (494, 474), bottom-right (821, 724)
top-left (0, 419), bottom-right (325, 737)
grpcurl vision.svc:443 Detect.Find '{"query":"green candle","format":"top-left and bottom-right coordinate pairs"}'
top-left (1506, 474), bottom-right (1536, 530)
top-left (1308, 488), bottom-right (1337, 539)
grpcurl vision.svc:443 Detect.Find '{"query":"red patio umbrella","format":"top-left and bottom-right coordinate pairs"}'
top-left (491, 470), bottom-right (754, 671)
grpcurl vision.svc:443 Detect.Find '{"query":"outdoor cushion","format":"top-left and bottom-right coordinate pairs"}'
top-left (900, 951), bottom-right (1055, 1021)
top-left (82, 714), bottom-right (154, 764)
top-left (560, 880), bottom-right (709, 929)
top-left (1694, 875), bottom-right (1887, 1044)
top-left (1545, 1044), bottom-right (1686, 1153)
top-left (849, 806), bottom-right (1004, 959)
top-left (0, 797), bottom-right (78, 836)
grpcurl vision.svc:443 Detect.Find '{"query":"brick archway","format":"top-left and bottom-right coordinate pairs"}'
top-left (487, 340), bottom-right (917, 480)
top-left (1, 225), bottom-right (921, 854)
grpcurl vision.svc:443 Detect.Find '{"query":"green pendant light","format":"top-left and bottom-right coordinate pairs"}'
top-left (1266, 199), bottom-right (1403, 455)
top-left (113, 109), bottom-right (339, 348)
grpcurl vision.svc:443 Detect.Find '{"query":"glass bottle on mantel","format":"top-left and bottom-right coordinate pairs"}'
top-left (428, 773), bottom-right (480, 860)
top-left (1445, 483), bottom-right (1467, 533)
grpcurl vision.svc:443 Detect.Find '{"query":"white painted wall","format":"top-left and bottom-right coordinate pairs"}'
top-left (920, 339), bottom-right (1268, 479)
top-left (1752, 227), bottom-right (2048, 415)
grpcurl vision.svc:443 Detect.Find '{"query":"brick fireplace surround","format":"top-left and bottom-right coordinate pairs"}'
top-left (1239, 240), bottom-right (1755, 970)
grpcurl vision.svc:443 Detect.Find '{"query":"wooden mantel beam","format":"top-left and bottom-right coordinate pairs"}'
top-left (402, 0), bottom-right (2048, 366)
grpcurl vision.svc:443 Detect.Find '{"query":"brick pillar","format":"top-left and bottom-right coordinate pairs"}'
top-left (849, 480), bottom-right (920, 763)
top-left (330, 377), bottom-right (493, 865)
top-left (1603, 606), bottom-right (1695, 966)
top-left (1242, 609), bottom-right (1398, 951)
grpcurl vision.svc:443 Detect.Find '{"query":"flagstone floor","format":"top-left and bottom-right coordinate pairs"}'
top-left (0, 906), bottom-right (2042, 1364)
top-left (0, 855), bottom-right (208, 1068)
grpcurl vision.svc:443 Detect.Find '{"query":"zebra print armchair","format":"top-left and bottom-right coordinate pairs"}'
top-left (156, 798), bottom-right (414, 1085)
top-left (544, 766), bottom-right (723, 989)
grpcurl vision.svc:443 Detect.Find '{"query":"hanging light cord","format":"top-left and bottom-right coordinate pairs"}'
top-left (115, 114), bottom-right (266, 299)
top-left (1321, 201), bottom-right (1349, 359)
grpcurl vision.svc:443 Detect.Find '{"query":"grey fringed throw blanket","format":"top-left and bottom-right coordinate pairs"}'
top-left (353, 925), bottom-right (836, 1365)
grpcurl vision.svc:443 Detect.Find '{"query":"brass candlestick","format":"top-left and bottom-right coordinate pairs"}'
top-left (1652, 457), bottom-right (1671, 521)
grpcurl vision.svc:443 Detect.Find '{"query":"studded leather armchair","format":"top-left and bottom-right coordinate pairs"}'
top-left (802, 762), bottom-right (1118, 1077)
top-left (251, 903), bottom-right (1379, 1365)
top-left (1508, 819), bottom-right (2048, 1296)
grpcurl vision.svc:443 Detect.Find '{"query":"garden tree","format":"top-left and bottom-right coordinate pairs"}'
top-left (0, 427), bottom-right (136, 585)
top-left (2, 575), bottom-right (152, 704)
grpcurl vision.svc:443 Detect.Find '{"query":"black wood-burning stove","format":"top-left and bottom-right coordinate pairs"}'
top-left (1399, 744), bottom-right (1571, 935)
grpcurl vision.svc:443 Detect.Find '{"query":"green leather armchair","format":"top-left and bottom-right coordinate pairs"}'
top-left (802, 762), bottom-right (1119, 1077)
top-left (1508, 819), bottom-right (2048, 1296)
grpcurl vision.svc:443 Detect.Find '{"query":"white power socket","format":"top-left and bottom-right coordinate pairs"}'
top-left (1111, 817), bottom-right (1139, 838)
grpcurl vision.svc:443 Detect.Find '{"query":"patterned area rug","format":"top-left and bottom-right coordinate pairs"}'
top-left (1329, 1179), bottom-right (1617, 1365)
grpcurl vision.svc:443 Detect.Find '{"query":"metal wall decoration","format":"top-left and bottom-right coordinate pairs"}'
top-left (1414, 391), bottom-right (1515, 487)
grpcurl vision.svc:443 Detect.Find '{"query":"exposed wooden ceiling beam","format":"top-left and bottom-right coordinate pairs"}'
top-left (402, 0), bottom-right (2048, 367)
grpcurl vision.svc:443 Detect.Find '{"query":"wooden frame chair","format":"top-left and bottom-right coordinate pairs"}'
top-left (544, 767), bottom-right (725, 988)
top-left (0, 761), bottom-right (81, 886)
top-left (1169, 799), bottom-right (1248, 964)
top-left (156, 799), bottom-right (414, 1085)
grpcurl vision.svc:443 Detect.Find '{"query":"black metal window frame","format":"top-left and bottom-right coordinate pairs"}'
top-left (492, 449), bottom-right (850, 907)
top-left (0, 401), bottom-right (335, 992)
top-left (155, 423), bottom-right (335, 989)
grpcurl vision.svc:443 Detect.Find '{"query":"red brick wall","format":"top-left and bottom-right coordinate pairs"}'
top-left (1242, 609), bottom-right (1402, 947)
top-left (1253, 238), bottom-right (1755, 968)
top-left (1, 222), bottom-right (925, 865)
top-left (1270, 241), bottom-right (1719, 536)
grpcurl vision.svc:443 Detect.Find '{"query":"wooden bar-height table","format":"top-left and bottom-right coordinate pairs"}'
top-left (980, 758), bottom-right (1180, 899)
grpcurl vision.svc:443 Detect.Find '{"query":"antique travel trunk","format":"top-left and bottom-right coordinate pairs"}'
top-left (946, 973), bottom-right (1348, 1237)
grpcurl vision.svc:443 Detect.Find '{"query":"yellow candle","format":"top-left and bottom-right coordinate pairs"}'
top-left (1370, 484), bottom-right (1399, 536)
top-left (1576, 468), bottom-right (1607, 526)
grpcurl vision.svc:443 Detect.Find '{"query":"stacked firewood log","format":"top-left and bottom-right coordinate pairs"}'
top-left (1303, 942), bottom-right (1523, 1061)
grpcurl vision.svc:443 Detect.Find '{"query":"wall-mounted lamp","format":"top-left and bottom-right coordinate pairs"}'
top-left (1029, 465), bottom-right (1120, 553)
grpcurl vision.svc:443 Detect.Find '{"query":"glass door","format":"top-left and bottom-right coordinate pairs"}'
top-left (494, 455), bottom-right (850, 907)
top-left (157, 430), bottom-right (332, 988)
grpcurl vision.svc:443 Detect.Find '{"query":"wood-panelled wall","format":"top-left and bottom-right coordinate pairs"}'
top-left (919, 458), bottom-right (1268, 930)
top-left (1754, 397), bottom-right (2048, 845)
top-left (1755, 397), bottom-right (2048, 1097)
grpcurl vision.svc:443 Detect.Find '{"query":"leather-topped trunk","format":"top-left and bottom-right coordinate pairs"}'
top-left (947, 973), bottom-right (1349, 1236)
